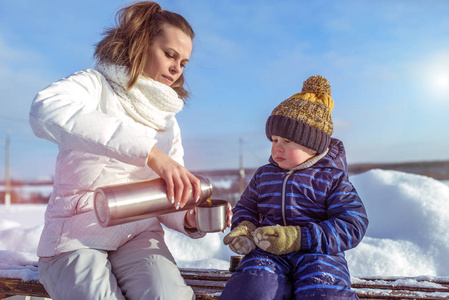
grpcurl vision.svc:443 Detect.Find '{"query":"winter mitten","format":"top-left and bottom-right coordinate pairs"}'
top-left (253, 225), bottom-right (301, 255)
top-left (223, 221), bottom-right (257, 255)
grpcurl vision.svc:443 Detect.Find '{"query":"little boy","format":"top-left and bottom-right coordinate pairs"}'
top-left (221, 75), bottom-right (368, 299)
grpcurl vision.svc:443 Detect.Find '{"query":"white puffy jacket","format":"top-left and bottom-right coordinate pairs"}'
top-left (30, 69), bottom-right (203, 257)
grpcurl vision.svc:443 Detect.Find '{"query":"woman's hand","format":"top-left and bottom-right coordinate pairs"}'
top-left (225, 202), bottom-right (233, 230)
top-left (185, 209), bottom-right (196, 228)
top-left (147, 146), bottom-right (201, 209)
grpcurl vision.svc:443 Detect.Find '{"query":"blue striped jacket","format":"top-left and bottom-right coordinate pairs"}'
top-left (232, 138), bottom-right (368, 255)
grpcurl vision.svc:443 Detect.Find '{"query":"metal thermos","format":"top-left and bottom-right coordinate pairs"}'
top-left (94, 175), bottom-right (213, 227)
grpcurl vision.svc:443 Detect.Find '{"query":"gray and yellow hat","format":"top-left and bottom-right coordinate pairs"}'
top-left (265, 75), bottom-right (334, 153)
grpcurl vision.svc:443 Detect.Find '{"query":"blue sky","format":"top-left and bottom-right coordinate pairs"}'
top-left (1, 0), bottom-right (449, 180)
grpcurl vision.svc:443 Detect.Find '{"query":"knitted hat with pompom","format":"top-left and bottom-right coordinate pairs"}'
top-left (265, 75), bottom-right (334, 153)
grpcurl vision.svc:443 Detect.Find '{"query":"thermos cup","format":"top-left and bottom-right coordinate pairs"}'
top-left (195, 199), bottom-right (228, 232)
top-left (94, 175), bottom-right (213, 227)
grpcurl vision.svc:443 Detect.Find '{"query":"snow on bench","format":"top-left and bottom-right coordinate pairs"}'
top-left (1, 261), bottom-right (449, 299)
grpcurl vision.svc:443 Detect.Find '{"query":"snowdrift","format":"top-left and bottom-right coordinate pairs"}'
top-left (1, 169), bottom-right (449, 280)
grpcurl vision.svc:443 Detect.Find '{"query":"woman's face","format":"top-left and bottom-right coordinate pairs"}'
top-left (144, 24), bottom-right (193, 86)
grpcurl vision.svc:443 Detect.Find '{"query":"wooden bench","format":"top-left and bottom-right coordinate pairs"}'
top-left (1, 266), bottom-right (449, 299)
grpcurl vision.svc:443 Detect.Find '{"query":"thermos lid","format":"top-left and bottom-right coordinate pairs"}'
top-left (94, 190), bottom-right (110, 226)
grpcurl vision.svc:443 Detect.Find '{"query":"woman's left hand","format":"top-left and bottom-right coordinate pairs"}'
top-left (185, 209), bottom-right (196, 229)
top-left (225, 202), bottom-right (233, 230)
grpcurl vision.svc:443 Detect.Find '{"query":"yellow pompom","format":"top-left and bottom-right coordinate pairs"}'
top-left (301, 75), bottom-right (331, 97)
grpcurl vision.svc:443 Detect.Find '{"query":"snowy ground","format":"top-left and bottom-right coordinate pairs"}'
top-left (1, 169), bottom-right (449, 286)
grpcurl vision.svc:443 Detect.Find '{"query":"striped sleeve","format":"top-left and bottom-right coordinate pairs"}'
top-left (231, 170), bottom-right (261, 229)
top-left (300, 171), bottom-right (368, 254)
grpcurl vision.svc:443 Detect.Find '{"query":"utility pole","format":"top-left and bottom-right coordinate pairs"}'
top-left (239, 138), bottom-right (245, 194)
top-left (5, 131), bottom-right (11, 206)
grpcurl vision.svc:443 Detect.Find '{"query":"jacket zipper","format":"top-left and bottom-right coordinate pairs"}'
top-left (281, 171), bottom-right (293, 226)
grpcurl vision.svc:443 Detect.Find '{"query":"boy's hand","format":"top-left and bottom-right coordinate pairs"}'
top-left (254, 225), bottom-right (301, 255)
top-left (223, 221), bottom-right (256, 255)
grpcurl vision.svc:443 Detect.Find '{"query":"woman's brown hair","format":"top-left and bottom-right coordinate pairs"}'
top-left (94, 1), bottom-right (194, 99)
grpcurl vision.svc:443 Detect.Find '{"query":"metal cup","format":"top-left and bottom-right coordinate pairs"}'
top-left (195, 199), bottom-right (228, 232)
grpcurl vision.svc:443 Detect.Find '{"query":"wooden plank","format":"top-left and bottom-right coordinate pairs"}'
top-left (191, 287), bottom-right (222, 300)
top-left (1, 269), bottom-right (449, 300)
top-left (352, 276), bottom-right (449, 299)
top-left (180, 268), bottom-right (232, 281)
top-left (354, 288), bottom-right (449, 300)
top-left (180, 269), bottom-right (449, 299)
top-left (185, 278), bottom-right (226, 289)
top-left (353, 277), bottom-right (449, 295)
top-left (0, 277), bottom-right (49, 298)
top-left (353, 281), bottom-right (449, 293)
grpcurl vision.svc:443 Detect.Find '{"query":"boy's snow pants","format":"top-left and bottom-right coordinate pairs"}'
top-left (38, 231), bottom-right (194, 300)
top-left (220, 249), bottom-right (358, 300)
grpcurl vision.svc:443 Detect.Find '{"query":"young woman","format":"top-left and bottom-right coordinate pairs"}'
top-left (30, 2), bottom-right (230, 299)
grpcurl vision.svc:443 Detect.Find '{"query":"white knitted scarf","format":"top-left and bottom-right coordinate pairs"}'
top-left (95, 63), bottom-right (184, 130)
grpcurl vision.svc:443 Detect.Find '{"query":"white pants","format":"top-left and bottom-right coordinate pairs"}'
top-left (38, 231), bottom-right (195, 300)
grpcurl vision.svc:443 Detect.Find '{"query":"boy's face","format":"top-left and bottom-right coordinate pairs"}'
top-left (271, 135), bottom-right (317, 169)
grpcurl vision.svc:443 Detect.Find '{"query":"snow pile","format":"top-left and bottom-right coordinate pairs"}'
top-left (347, 169), bottom-right (449, 276)
top-left (1, 169), bottom-right (449, 281)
